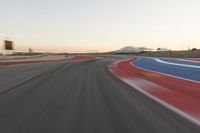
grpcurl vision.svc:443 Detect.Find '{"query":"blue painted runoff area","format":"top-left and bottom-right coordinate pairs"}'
top-left (133, 58), bottom-right (200, 82)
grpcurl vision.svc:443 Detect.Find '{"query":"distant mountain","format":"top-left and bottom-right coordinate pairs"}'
top-left (111, 46), bottom-right (152, 54)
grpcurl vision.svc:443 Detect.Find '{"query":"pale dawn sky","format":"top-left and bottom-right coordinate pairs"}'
top-left (0, 0), bottom-right (200, 53)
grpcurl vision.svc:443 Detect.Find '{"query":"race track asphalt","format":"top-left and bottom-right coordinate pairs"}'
top-left (0, 58), bottom-right (200, 133)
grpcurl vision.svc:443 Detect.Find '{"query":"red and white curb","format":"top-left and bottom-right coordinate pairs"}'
top-left (108, 58), bottom-right (200, 126)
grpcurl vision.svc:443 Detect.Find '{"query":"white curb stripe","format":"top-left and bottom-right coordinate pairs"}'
top-left (178, 59), bottom-right (200, 63)
top-left (154, 58), bottom-right (200, 69)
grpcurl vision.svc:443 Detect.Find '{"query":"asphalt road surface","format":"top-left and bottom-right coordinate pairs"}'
top-left (0, 58), bottom-right (200, 133)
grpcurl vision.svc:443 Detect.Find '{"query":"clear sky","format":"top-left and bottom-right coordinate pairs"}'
top-left (0, 0), bottom-right (200, 53)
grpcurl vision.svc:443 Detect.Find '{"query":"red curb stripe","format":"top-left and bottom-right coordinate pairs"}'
top-left (0, 56), bottom-right (98, 66)
top-left (108, 58), bottom-right (200, 124)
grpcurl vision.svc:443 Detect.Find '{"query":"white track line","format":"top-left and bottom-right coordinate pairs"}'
top-left (154, 58), bottom-right (200, 69)
top-left (131, 59), bottom-right (200, 84)
top-left (178, 59), bottom-right (200, 63)
top-left (122, 78), bottom-right (200, 127)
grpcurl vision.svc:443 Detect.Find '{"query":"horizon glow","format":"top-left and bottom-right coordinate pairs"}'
top-left (1, 0), bottom-right (200, 53)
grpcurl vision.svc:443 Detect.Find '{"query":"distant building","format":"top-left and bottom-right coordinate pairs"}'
top-left (0, 49), bottom-right (3, 55)
top-left (112, 46), bottom-right (152, 54)
top-left (157, 48), bottom-right (170, 51)
top-left (0, 49), bottom-right (14, 55)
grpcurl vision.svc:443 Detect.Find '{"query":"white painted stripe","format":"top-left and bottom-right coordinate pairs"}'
top-left (178, 59), bottom-right (200, 63)
top-left (131, 60), bottom-right (200, 84)
top-left (154, 58), bottom-right (200, 69)
top-left (122, 78), bottom-right (200, 127)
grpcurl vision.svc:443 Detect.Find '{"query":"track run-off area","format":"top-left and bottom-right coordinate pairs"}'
top-left (0, 55), bottom-right (200, 133)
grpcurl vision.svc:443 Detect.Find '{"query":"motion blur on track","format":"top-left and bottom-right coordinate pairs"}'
top-left (0, 55), bottom-right (200, 133)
